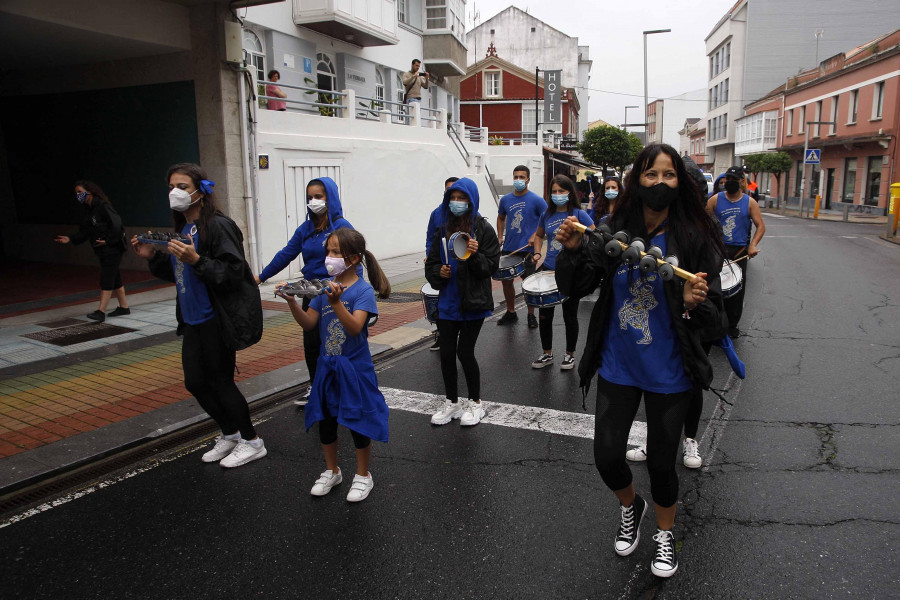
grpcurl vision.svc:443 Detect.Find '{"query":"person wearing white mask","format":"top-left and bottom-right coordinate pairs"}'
top-left (132, 163), bottom-right (265, 468)
top-left (255, 177), bottom-right (357, 405)
top-left (530, 174), bottom-right (594, 371)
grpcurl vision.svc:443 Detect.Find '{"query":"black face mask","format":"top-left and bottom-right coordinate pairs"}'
top-left (724, 180), bottom-right (741, 194)
top-left (637, 183), bottom-right (679, 212)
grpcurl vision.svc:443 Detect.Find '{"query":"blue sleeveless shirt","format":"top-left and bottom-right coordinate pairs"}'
top-left (714, 192), bottom-right (751, 246)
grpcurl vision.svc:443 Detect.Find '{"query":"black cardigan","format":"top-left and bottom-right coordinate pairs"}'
top-left (556, 219), bottom-right (726, 394)
top-left (149, 212), bottom-right (262, 351)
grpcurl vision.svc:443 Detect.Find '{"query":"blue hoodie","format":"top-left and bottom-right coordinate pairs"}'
top-left (708, 173), bottom-right (727, 199)
top-left (259, 176), bottom-right (355, 282)
top-left (441, 177), bottom-right (481, 239)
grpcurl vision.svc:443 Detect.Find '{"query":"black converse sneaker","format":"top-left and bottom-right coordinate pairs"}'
top-left (615, 494), bottom-right (647, 556)
top-left (650, 529), bottom-right (678, 577)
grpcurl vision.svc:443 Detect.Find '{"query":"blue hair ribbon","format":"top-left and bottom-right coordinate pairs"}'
top-left (199, 179), bottom-right (215, 195)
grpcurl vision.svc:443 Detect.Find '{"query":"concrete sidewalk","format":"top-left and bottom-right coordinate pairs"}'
top-left (0, 252), bottom-right (511, 495)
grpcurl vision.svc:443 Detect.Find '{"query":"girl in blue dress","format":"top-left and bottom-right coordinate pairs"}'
top-left (530, 174), bottom-right (595, 371)
top-left (277, 229), bottom-right (390, 503)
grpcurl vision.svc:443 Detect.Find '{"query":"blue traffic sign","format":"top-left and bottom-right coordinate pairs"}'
top-left (805, 149), bottom-right (821, 164)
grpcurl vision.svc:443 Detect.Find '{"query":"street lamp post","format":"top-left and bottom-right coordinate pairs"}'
top-left (799, 120), bottom-right (835, 217)
top-left (624, 105), bottom-right (638, 131)
top-left (643, 29), bottom-right (671, 141)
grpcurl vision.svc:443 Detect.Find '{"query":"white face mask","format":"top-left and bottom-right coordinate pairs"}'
top-left (169, 188), bottom-right (200, 212)
top-left (308, 199), bottom-right (327, 215)
top-left (324, 256), bottom-right (349, 277)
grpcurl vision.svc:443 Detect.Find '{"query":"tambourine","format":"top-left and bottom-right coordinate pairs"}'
top-left (448, 231), bottom-right (472, 261)
top-left (137, 232), bottom-right (192, 246)
top-left (275, 278), bottom-right (329, 298)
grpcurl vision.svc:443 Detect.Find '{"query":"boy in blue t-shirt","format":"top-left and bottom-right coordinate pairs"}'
top-left (496, 165), bottom-right (546, 328)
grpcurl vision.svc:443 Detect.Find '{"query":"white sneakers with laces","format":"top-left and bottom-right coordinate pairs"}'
top-left (460, 400), bottom-right (485, 426)
top-left (201, 435), bottom-right (239, 463)
top-left (625, 447), bottom-right (648, 462)
top-left (682, 437), bottom-right (702, 468)
top-left (431, 400), bottom-right (463, 425)
top-left (650, 529), bottom-right (678, 577)
top-left (219, 438), bottom-right (267, 468)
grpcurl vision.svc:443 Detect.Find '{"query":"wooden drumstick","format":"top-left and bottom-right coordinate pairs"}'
top-left (569, 222), bottom-right (700, 282)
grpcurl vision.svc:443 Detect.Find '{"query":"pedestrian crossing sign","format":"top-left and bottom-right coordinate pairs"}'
top-left (805, 149), bottom-right (821, 164)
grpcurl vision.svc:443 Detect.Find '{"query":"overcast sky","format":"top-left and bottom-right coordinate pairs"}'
top-left (466, 0), bottom-right (738, 126)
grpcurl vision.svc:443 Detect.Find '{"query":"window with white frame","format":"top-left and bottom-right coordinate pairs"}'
top-left (425, 0), bottom-right (465, 42)
top-left (830, 96), bottom-right (839, 134)
top-left (798, 106), bottom-right (806, 133)
top-left (813, 100), bottom-right (822, 137)
top-left (787, 109), bottom-right (793, 136)
top-left (485, 71), bottom-right (500, 98)
top-left (872, 82), bottom-right (884, 119)
top-left (709, 42), bottom-right (731, 79)
top-left (375, 68), bottom-right (384, 109)
top-left (242, 30), bottom-right (266, 83)
top-left (397, 0), bottom-right (408, 24)
top-left (849, 89), bottom-right (858, 123)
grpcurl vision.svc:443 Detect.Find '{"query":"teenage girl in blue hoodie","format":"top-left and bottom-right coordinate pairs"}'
top-left (424, 178), bottom-right (501, 427)
top-left (256, 177), bottom-right (356, 403)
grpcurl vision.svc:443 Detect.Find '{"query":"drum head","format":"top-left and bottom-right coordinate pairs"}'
top-left (451, 232), bottom-right (470, 260)
top-left (421, 282), bottom-right (439, 296)
top-left (499, 254), bottom-right (524, 268)
top-left (719, 261), bottom-right (742, 289)
top-left (522, 271), bottom-right (557, 293)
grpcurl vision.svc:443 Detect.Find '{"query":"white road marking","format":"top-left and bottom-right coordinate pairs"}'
top-left (382, 386), bottom-right (647, 445)
top-left (763, 213), bottom-right (789, 219)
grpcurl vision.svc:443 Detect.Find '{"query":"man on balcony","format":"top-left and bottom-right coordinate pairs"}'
top-left (402, 59), bottom-right (429, 124)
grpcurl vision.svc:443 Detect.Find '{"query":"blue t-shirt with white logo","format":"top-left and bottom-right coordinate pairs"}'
top-left (171, 223), bottom-right (214, 325)
top-left (538, 208), bottom-right (594, 270)
top-left (714, 192), bottom-right (752, 246)
top-left (498, 190), bottom-right (546, 253)
top-left (598, 233), bottom-right (692, 393)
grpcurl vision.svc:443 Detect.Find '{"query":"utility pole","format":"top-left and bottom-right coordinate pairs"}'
top-left (799, 120), bottom-right (834, 216)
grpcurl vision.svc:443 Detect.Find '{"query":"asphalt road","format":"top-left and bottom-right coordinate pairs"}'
top-left (1, 215), bottom-right (898, 599)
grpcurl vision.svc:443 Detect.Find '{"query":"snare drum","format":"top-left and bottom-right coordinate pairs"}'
top-left (492, 254), bottom-right (525, 281)
top-left (448, 231), bottom-right (471, 261)
top-left (420, 282), bottom-right (440, 324)
top-left (522, 271), bottom-right (567, 307)
top-left (719, 260), bottom-right (743, 298)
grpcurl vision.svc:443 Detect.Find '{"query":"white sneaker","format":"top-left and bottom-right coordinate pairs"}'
top-left (346, 472), bottom-right (374, 502)
top-left (201, 435), bottom-right (239, 463)
top-left (650, 529), bottom-right (678, 578)
top-left (625, 447), bottom-right (647, 462)
top-left (460, 400), bottom-right (486, 426)
top-left (683, 438), bottom-right (702, 469)
top-left (431, 399), bottom-right (463, 425)
top-left (531, 353), bottom-right (554, 369)
top-left (219, 438), bottom-right (267, 468)
top-left (311, 468), bottom-right (343, 496)
top-left (294, 388), bottom-right (310, 406)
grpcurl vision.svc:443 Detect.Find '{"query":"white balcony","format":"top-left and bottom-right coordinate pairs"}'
top-left (735, 111), bottom-right (779, 157)
top-left (293, 0), bottom-right (399, 47)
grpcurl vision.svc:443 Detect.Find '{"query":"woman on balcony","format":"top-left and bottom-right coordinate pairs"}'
top-left (266, 70), bottom-right (287, 111)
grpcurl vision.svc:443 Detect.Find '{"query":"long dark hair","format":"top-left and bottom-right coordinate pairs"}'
top-left (614, 144), bottom-right (724, 260)
top-left (593, 176), bottom-right (622, 222)
top-left (546, 174), bottom-right (580, 217)
top-left (166, 163), bottom-right (218, 240)
top-left (329, 228), bottom-right (391, 299)
top-left (74, 180), bottom-right (109, 204)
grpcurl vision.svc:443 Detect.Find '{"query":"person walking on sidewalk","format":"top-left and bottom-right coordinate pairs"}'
top-left (425, 178), bottom-right (500, 427)
top-left (555, 144), bottom-right (726, 578)
top-left (133, 163), bottom-right (265, 468)
top-left (278, 229), bottom-right (390, 502)
top-left (255, 177), bottom-right (356, 405)
top-left (530, 174), bottom-right (594, 371)
top-left (496, 165), bottom-right (545, 329)
top-left (54, 180), bottom-right (129, 322)
top-left (705, 165), bottom-right (766, 338)
top-left (425, 177), bottom-right (460, 351)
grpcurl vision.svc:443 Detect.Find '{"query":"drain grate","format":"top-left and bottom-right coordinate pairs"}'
top-left (23, 322), bottom-right (136, 346)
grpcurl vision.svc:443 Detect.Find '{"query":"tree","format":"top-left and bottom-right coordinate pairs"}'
top-left (744, 152), bottom-right (793, 207)
top-left (578, 126), bottom-right (643, 176)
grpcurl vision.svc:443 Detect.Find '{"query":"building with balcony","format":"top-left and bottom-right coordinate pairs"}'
top-left (704, 0), bottom-right (891, 176)
top-left (465, 6), bottom-right (591, 141)
top-left (677, 118), bottom-right (701, 156)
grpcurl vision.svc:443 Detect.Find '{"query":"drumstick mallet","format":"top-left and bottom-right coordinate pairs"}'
top-left (569, 222), bottom-right (701, 281)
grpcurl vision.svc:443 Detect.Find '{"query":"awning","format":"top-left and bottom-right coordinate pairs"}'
top-left (548, 154), bottom-right (606, 172)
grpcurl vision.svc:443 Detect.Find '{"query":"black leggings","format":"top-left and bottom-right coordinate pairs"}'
top-left (683, 342), bottom-right (713, 440)
top-left (538, 297), bottom-right (579, 353)
top-left (97, 250), bottom-right (124, 291)
top-left (302, 296), bottom-right (321, 383)
top-left (593, 376), bottom-right (692, 508)
top-left (724, 244), bottom-right (748, 328)
top-left (182, 318), bottom-right (256, 440)
top-left (318, 415), bottom-right (371, 449)
top-left (437, 318), bottom-right (484, 402)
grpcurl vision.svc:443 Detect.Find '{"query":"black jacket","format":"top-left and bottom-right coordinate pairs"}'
top-left (556, 217), bottom-right (726, 393)
top-left (424, 216), bottom-right (501, 314)
top-left (70, 198), bottom-right (125, 256)
top-left (149, 212), bottom-right (263, 351)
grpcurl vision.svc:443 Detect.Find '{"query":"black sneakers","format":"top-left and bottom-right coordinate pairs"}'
top-left (107, 307), bottom-right (131, 317)
top-left (651, 529), bottom-right (678, 577)
top-left (527, 313), bottom-right (538, 329)
top-left (86, 310), bottom-right (105, 322)
top-left (497, 311), bottom-right (518, 325)
top-left (615, 494), bottom-right (647, 556)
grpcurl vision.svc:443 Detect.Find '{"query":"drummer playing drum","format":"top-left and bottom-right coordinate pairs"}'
top-left (496, 165), bottom-right (547, 329)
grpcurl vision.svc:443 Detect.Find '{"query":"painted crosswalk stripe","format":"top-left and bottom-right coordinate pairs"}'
top-left (381, 386), bottom-right (647, 446)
